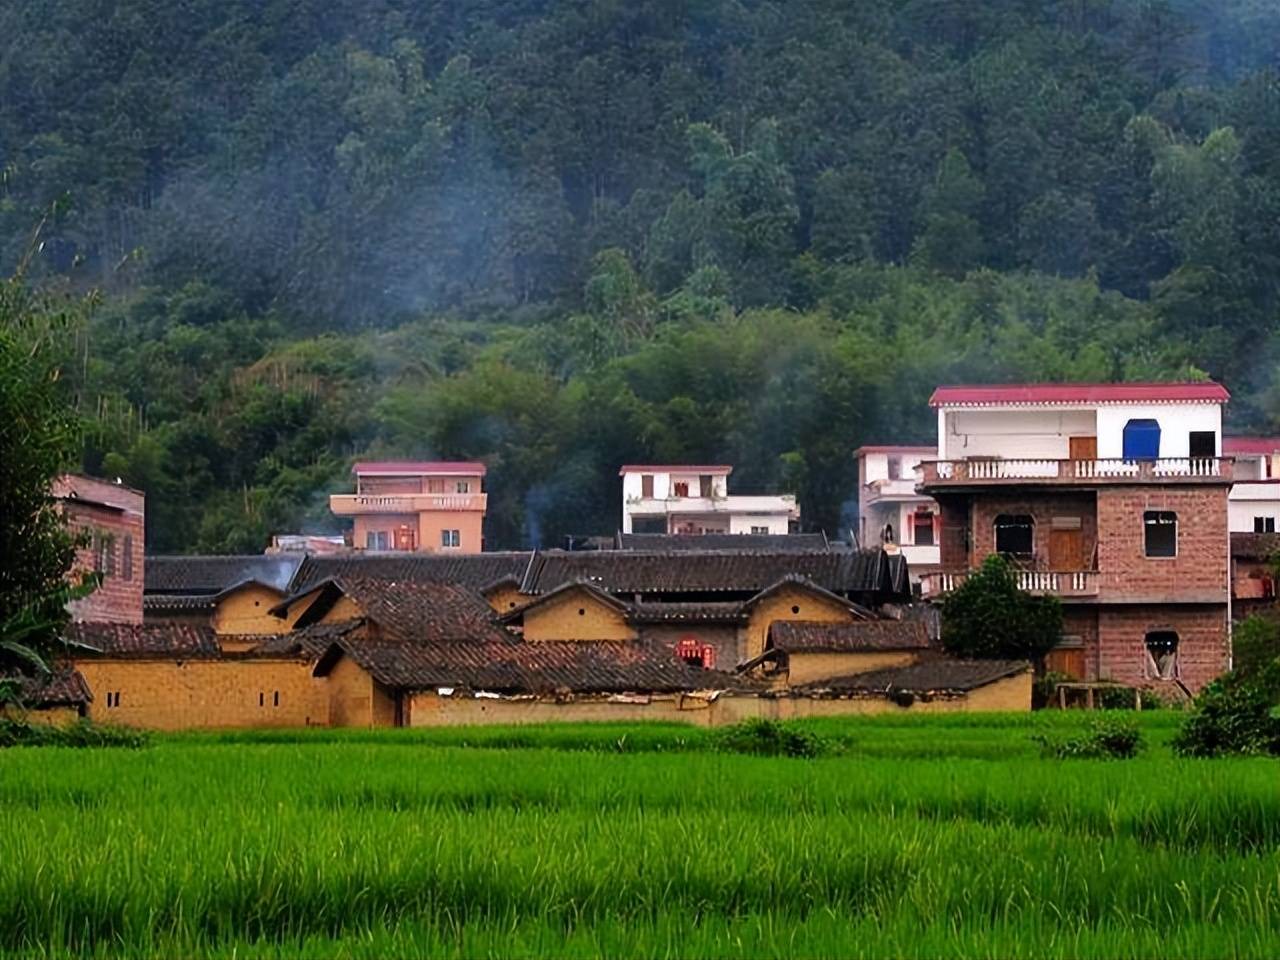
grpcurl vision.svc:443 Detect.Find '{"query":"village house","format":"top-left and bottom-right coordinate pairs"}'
top-left (855, 445), bottom-right (941, 581)
top-left (619, 465), bottom-right (800, 535)
top-left (53, 475), bottom-right (145, 624)
top-left (917, 382), bottom-right (1233, 695)
top-left (329, 460), bottom-right (488, 553)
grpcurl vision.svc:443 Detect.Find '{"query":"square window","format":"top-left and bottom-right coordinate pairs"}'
top-left (455, 481), bottom-right (469, 494)
top-left (751, 526), bottom-right (769, 535)
top-left (1144, 632), bottom-right (1179, 680)
top-left (1255, 516), bottom-right (1276, 533)
top-left (1189, 431), bottom-right (1216, 459)
top-left (673, 481), bottom-right (689, 497)
top-left (994, 515), bottom-right (1034, 556)
top-left (441, 529), bottom-right (461, 548)
top-left (1143, 511), bottom-right (1177, 558)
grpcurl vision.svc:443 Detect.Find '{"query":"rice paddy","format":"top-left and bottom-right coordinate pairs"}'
top-left (2, 712), bottom-right (1278, 958)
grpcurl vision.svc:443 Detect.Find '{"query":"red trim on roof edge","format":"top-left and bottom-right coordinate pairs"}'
top-left (929, 382), bottom-right (1229, 407)
top-left (1223, 437), bottom-right (1280, 455)
top-left (618, 465), bottom-right (733, 475)
top-left (352, 461), bottom-right (487, 476)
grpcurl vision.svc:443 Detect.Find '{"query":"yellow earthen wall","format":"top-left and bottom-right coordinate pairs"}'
top-left (214, 584), bottom-right (288, 636)
top-left (321, 595), bottom-right (365, 624)
top-left (2, 705), bottom-right (82, 726)
top-left (485, 583), bottom-right (527, 614)
top-left (74, 659), bottom-right (327, 730)
top-left (784, 650), bottom-right (918, 686)
top-left (520, 588), bottom-right (638, 642)
top-left (744, 587), bottom-right (857, 661)
top-left (324, 656), bottom-right (400, 727)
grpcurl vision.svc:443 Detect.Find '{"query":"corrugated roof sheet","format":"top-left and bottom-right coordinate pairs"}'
top-left (146, 555), bottom-right (304, 594)
top-left (319, 637), bottom-right (752, 694)
top-left (768, 620), bottom-right (932, 652)
top-left (929, 382), bottom-right (1229, 407)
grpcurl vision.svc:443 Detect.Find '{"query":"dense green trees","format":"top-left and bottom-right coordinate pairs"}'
top-left (2, 0), bottom-right (1279, 548)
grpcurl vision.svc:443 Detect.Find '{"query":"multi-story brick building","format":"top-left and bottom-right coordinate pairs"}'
top-left (53, 475), bottom-right (145, 624)
top-left (329, 461), bottom-right (487, 553)
top-left (917, 382), bottom-right (1233, 694)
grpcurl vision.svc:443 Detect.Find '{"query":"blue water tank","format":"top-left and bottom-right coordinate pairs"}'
top-left (1122, 419), bottom-right (1161, 460)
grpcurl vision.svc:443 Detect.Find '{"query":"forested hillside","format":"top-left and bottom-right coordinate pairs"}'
top-left (3, 0), bottom-right (1279, 550)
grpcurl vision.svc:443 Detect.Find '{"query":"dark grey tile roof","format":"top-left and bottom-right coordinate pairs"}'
top-left (316, 637), bottom-right (754, 695)
top-left (1231, 532), bottom-right (1280, 561)
top-left (617, 533), bottom-right (831, 552)
top-left (520, 549), bottom-right (906, 598)
top-left (146, 555), bottom-right (304, 594)
top-left (142, 594), bottom-right (217, 612)
top-left (797, 657), bottom-right (1030, 695)
top-left (289, 553), bottom-right (533, 593)
top-left (5, 667), bottom-right (92, 706)
top-left (768, 619), bottom-right (932, 652)
top-left (628, 601), bottom-right (747, 624)
top-left (65, 622), bottom-right (222, 659)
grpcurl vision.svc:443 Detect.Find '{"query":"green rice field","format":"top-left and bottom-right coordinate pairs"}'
top-left (2, 712), bottom-right (1279, 958)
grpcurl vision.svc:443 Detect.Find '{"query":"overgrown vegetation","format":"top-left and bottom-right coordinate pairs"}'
top-left (0, 718), bottom-right (148, 749)
top-left (709, 717), bottom-right (833, 758)
top-left (941, 555), bottom-right (1063, 660)
top-left (1, 714), bottom-right (1278, 958)
top-left (1, 1), bottom-right (1278, 548)
top-left (1033, 715), bottom-right (1145, 759)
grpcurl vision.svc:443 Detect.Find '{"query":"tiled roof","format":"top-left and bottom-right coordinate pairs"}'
top-left (520, 549), bottom-right (903, 598)
top-left (617, 533), bottom-right (830, 552)
top-left (249, 621), bottom-right (364, 658)
top-left (294, 578), bottom-right (513, 645)
top-left (352, 460), bottom-right (486, 475)
top-left (143, 594), bottom-right (217, 613)
top-left (798, 657), bottom-right (1030, 695)
top-left (146, 555), bottom-right (304, 594)
top-left (316, 637), bottom-right (751, 694)
top-left (289, 553), bottom-right (532, 593)
top-left (740, 575), bottom-right (877, 619)
top-left (768, 620), bottom-right (932, 652)
top-left (5, 667), bottom-right (92, 706)
top-left (1231, 531), bottom-right (1280, 561)
top-left (1224, 436), bottom-right (1280, 455)
top-left (929, 382), bottom-right (1229, 407)
top-left (497, 580), bottom-right (630, 624)
top-left (628, 601), bottom-right (747, 624)
top-left (65, 622), bottom-right (222, 659)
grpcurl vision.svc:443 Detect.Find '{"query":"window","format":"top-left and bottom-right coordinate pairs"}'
top-left (912, 510), bottom-right (935, 546)
top-left (790, 605), bottom-right (801, 615)
top-left (259, 692), bottom-right (265, 707)
top-left (121, 534), bottom-right (133, 581)
top-left (673, 481), bottom-right (689, 497)
top-left (1189, 431), bottom-right (1216, 459)
top-left (699, 475), bottom-right (713, 497)
top-left (366, 531), bottom-right (389, 550)
top-left (882, 522), bottom-right (895, 545)
top-left (641, 474), bottom-right (654, 498)
top-left (273, 691), bottom-right (280, 707)
top-left (1122, 419), bottom-right (1161, 460)
top-left (455, 480), bottom-right (470, 494)
top-left (441, 529), bottom-right (461, 548)
top-left (105, 692), bottom-right (121, 708)
top-left (751, 526), bottom-right (769, 535)
top-left (994, 515), bottom-right (1034, 557)
top-left (700, 644), bottom-right (716, 669)
top-left (887, 457), bottom-right (901, 480)
top-left (1144, 631), bottom-right (1179, 680)
top-left (1256, 517), bottom-right (1277, 533)
top-left (1144, 511), bottom-right (1177, 558)
top-left (676, 638), bottom-right (713, 668)
top-left (92, 532), bottom-right (113, 575)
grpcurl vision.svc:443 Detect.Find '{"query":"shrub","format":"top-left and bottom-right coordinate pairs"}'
top-left (1172, 674), bottom-right (1280, 758)
top-left (710, 718), bottom-right (831, 758)
top-left (1033, 671), bottom-right (1071, 708)
top-left (0, 718), bottom-right (149, 749)
top-left (942, 555), bottom-right (1062, 660)
top-left (1232, 615), bottom-right (1280, 701)
top-left (1033, 715), bottom-right (1143, 759)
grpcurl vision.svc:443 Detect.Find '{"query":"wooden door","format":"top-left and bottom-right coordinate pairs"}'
top-left (1045, 647), bottom-right (1086, 679)
top-left (1069, 436), bottom-right (1097, 460)
top-left (1049, 527), bottom-right (1083, 570)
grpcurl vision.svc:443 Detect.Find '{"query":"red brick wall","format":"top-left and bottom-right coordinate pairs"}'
top-left (55, 477), bottom-right (145, 624)
top-left (1096, 605), bottom-right (1228, 693)
top-left (1095, 486), bottom-right (1229, 602)
top-left (935, 496), bottom-right (970, 570)
top-left (968, 493), bottom-right (1097, 569)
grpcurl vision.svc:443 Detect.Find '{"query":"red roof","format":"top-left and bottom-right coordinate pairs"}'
top-left (352, 461), bottom-right (486, 476)
top-left (618, 465), bottom-right (733, 476)
top-left (929, 382), bottom-right (1229, 407)
top-left (1224, 437), bottom-right (1280, 455)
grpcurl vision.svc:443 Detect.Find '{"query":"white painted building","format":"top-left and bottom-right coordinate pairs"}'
top-left (1225, 437), bottom-right (1280, 533)
top-left (619, 465), bottom-right (799, 535)
top-left (854, 445), bottom-right (940, 573)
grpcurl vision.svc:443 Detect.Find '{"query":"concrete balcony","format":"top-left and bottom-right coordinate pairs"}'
top-left (921, 569), bottom-right (1100, 600)
top-left (329, 492), bottom-right (487, 515)
top-left (626, 494), bottom-right (800, 518)
top-left (863, 477), bottom-right (930, 504)
top-left (919, 457), bottom-right (1232, 489)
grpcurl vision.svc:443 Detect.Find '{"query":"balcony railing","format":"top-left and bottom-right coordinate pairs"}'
top-left (919, 457), bottom-right (1232, 486)
top-left (330, 492), bottom-right (487, 515)
top-left (922, 569), bottom-right (1099, 599)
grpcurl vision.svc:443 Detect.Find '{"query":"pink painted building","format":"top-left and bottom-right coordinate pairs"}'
top-left (329, 461), bottom-right (487, 553)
